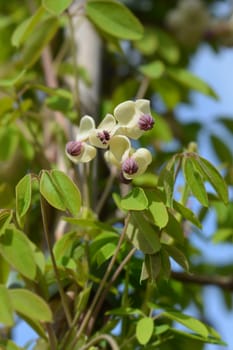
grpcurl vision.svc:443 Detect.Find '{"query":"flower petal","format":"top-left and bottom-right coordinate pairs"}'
top-left (77, 115), bottom-right (95, 141)
top-left (135, 99), bottom-right (151, 115)
top-left (123, 148), bottom-right (152, 179)
top-left (104, 135), bottom-right (130, 167)
top-left (98, 113), bottom-right (116, 130)
top-left (66, 142), bottom-right (96, 163)
top-left (114, 100), bottom-right (135, 124)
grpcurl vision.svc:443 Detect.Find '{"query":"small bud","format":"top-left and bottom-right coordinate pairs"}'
top-left (97, 130), bottom-right (111, 145)
top-left (122, 157), bottom-right (138, 175)
top-left (66, 141), bottom-right (83, 156)
top-left (138, 114), bottom-right (154, 131)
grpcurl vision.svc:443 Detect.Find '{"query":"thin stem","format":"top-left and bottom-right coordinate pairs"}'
top-left (88, 247), bottom-right (137, 334)
top-left (74, 213), bottom-right (131, 341)
top-left (82, 163), bottom-right (90, 209)
top-left (44, 323), bottom-right (57, 350)
top-left (40, 196), bottom-right (72, 327)
top-left (95, 168), bottom-right (117, 216)
top-left (80, 334), bottom-right (119, 350)
top-left (135, 76), bottom-right (150, 99)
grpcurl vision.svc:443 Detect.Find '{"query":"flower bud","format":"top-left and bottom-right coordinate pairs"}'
top-left (138, 114), bottom-right (154, 131)
top-left (122, 157), bottom-right (139, 175)
top-left (66, 141), bottom-right (83, 156)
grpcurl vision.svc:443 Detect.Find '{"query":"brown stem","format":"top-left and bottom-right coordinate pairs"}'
top-left (171, 271), bottom-right (233, 290)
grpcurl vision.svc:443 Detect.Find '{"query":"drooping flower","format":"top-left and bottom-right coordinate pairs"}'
top-left (65, 140), bottom-right (96, 163)
top-left (113, 99), bottom-right (154, 139)
top-left (65, 115), bottom-right (96, 163)
top-left (89, 113), bottom-right (117, 149)
top-left (104, 135), bottom-right (152, 181)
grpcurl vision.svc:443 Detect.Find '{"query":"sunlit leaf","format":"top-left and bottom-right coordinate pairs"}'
top-left (9, 289), bottom-right (52, 322)
top-left (121, 187), bottom-right (148, 211)
top-left (42, 0), bottom-right (73, 15)
top-left (139, 60), bottom-right (165, 79)
top-left (15, 174), bottom-right (32, 227)
top-left (0, 210), bottom-right (13, 236)
top-left (40, 169), bottom-right (81, 216)
top-left (0, 285), bottom-right (14, 326)
top-left (183, 157), bottom-right (208, 207)
top-left (165, 245), bottom-right (189, 271)
top-left (86, 0), bottom-right (143, 40)
top-left (136, 317), bottom-right (154, 345)
top-left (126, 212), bottom-right (161, 254)
top-left (0, 226), bottom-right (36, 280)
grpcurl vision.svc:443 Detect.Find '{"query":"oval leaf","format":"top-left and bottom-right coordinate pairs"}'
top-left (121, 187), bottom-right (148, 211)
top-left (43, 0), bottom-right (73, 15)
top-left (9, 289), bottom-right (52, 322)
top-left (0, 209), bottom-right (13, 236)
top-left (86, 0), bottom-right (143, 40)
top-left (40, 170), bottom-right (81, 216)
top-left (16, 174), bottom-right (32, 227)
top-left (136, 317), bottom-right (154, 345)
top-left (183, 158), bottom-right (208, 207)
top-left (126, 212), bottom-right (161, 254)
top-left (0, 226), bottom-right (36, 280)
top-left (197, 156), bottom-right (229, 205)
top-left (163, 310), bottom-right (209, 338)
top-left (0, 285), bottom-right (14, 326)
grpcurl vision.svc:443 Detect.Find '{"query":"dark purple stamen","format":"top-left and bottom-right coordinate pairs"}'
top-left (122, 157), bottom-right (138, 175)
top-left (66, 141), bottom-right (83, 156)
top-left (97, 130), bottom-right (111, 144)
top-left (138, 114), bottom-right (154, 131)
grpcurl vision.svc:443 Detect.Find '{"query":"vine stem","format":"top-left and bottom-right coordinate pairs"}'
top-left (40, 195), bottom-right (73, 327)
top-left (95, 167), bottom-right (117, 216)
top-left (73, 213), bottom-right (131, 341)
top-left (44, 323), bottom-right (57, 350)
top-left (80, 334), bottom-right (119, 350)
top-left (87, 247), bottom-right (137, 334)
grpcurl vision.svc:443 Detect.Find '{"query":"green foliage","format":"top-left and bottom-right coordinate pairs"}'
top-left (0, 0), bottom-right (232, 349)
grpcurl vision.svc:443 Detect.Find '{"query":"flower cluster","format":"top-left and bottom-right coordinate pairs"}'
top-left (66, 99), bottom-right (154, 182)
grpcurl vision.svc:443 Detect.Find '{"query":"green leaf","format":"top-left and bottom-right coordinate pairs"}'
top-left (136, 317), bottom-right (154, 345)
top-left (141, 253), bottom-right (161, 282)
top-left (197, 156), bottom-right (229, 204)
top-left (163, 310), bottom-right (209, 338)
top-left (96, 242), bottom-right (117, 266)
top-left (0, 340), bottom-right (24, 350)
top-left (167, 68), bottom-right (218, 99)
top-left (40, 169), bottom-right (81, 216)
top-left (0, 210), bottom-right (13, 236)
top-left (0, 226), bottom-right (36, 280)
top-left (183, 157), bottom-right (209, 207)
top-left (156, 29), bottom-right (180, 64)
top-left (43, 0), bottom-right (73, 15)
top-left (86, 0), bottom-right (143, 40)
top-left (171, 328), bottom-right (225, 345)
top-left (11, 7), bottom-right (45, 47)
top-left (22, 17), bottom-right (59, 67)
top-left (0, 285), bottom-right (14, 326)
top-left (173, 200), bottom-right (202, 228)
top-left (90, 231), bottom-right (118, 264)
top-left (126, 212), bottom-right (161, 254)
top-left (0, 70), bottom-right (26, 87)
top-left (146, 191), bottom-right (168, 229)
top-left (212, 228), bottom-right (233, 244)
top-left (121, 187), bottom-right (148, 211)
top-left (158, 156), bottom-right (176, 207)
top-left (45, 89), bottom-right (73, 112)
top-left (9, 289), bottom-right (52, 322)
top-left (139, 60), bottom-right (165, 79)
top-left (165, 245), bottom-right (189, 271)
top-left (16, 174), bottom-right (32, 227)
top-left (210, 134), bottom-right (233, 164)
top-left (0, 254), bottom-right (10, 284)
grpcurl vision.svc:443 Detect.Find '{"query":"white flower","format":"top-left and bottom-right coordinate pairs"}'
top-left (89, 113), bottom-right (117, 149)
top-left (65, 115), bottom-right (96, 163)
top-left (113, 99), bottom-right (154, 139)
top-left (104, 135), bottom-right (152, 181)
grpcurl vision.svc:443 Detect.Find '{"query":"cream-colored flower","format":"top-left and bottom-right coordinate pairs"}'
top-left (89, 113), bottom-right (117, 149)
top-left (114, 99), bottom-right (154, 139)
top-left (65, 115), bottom-right (96, 163)
top-left (65, 141), bottom-right (96, 163)
top-left (104, 135), bottom-right (152, 181)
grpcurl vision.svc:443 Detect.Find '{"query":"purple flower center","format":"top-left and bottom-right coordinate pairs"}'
top-left (97, 130), bottom-right (111, 145)
top-left (66, 141), bottom-right (83, 156)
top-left (138, 114), bottom-right (154, 131)
top-left (122, 157), bottom-right (138, 175)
